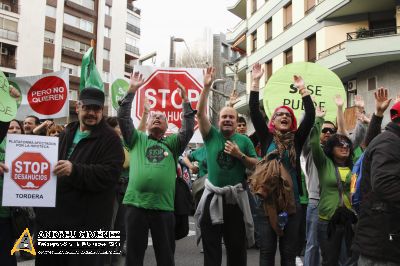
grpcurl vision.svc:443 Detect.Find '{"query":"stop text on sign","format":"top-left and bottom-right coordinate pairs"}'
top-left (145, 88), bottom-right (200, 109)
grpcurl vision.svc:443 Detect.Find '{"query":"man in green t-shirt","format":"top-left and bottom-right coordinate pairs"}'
top-left (117, 72), bottom-right (195, 266)
top-left (195, 67), bottom-right (258, 266)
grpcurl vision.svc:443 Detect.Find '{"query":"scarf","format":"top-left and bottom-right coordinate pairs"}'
top-left (272, 130), bottom-right (296, 168)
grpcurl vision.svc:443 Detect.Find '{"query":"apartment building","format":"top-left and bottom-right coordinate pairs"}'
top-left (226, 0), bottom-right (400, 124)
top-left (0, 0), bottom-right (141, 118)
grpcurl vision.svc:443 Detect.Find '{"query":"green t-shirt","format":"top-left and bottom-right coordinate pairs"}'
top-left (123, 130), bottom-right (180, 211)
top-left (188, 146), bottom-right (207, 178)
top-left (0, 138), bottom-right (10, 218)
top-left (204, 126), bottom-right (257, 187)
top-left (67, 129), bottom-right (90, 158)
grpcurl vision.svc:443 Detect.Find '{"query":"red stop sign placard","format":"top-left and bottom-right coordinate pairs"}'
top-left (135, 70), bottom-right (203, 131)
top-left (27, 76), bottom-right (67, 115)
top-left (11, 152), bottom-right (51, 190)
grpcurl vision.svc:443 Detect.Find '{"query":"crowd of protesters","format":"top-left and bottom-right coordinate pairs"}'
top-left (0, 62), bottom-right (400, 266)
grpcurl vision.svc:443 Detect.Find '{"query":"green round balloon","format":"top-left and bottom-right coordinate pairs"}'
top-left (263, 62), bottom-right (346, 123)
top-left (111, 79), bottom-right (129, 111)
top-left (0, 70), bottom-right (17, 122)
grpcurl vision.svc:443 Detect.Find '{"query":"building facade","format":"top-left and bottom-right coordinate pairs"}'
top-left (0, 0), bottom-right (141, 119)
top-left (226, 0), bottom-right (400, 126)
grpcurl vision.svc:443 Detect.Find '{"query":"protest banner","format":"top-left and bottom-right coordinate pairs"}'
top-left (9, 70), bottom-right (69, 120)
top-left (263, 62), bottom-right (346, 122)
top-left (133, 66), bottom-right (205, 143)
top-left (2, 134), bottom-right (58, 207)
top-left (111, 78), bottom-right (129, 111)
top-left (0, 70), bottom-right (17, 122)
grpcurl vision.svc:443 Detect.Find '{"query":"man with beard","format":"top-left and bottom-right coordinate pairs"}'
top-left (23, 115), bottom-right (40, 135)
top-left (35, 88), bottom-right (124, 266)
top-left (117, 72), bottom-right (195, 266)
top-left (195, 67), bottom-right (258, 266)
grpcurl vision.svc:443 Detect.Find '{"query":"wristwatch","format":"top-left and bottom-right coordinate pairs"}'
top-left (241, 153), bottom-right (246, 160)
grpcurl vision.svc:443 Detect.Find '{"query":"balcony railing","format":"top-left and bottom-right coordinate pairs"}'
top-left (126, 23), bottom-right (140, 35)
top-left (127, 3), bottom-right (141, 16)
top-left (125, 64), bottom-right (133, 73)
top-left (347, 26), bottom-right (399, 40)
top-left (0, 28), bottom-right (17, 41)
top-left (318, 41), bottom-right (345, 59)
top-left (0, 55), bottom-right (16, 69)
top-left (125, 44), bottom-right (139, 55)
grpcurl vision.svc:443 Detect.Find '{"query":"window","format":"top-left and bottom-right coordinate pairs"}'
top-left (61, 62), bottom-right (80, 76)
top-left (306, 34), bottom-right (316, 62)
top-left (126, 35), bottom-right (139, 47)
top-left (64, 13), bottom-right (94, 33)
top-left (43, 57), bottom-right (53, 70)
top-left (305, 0), bottom-right (315, 14)
top-left (251, 31), bottom-right (257, 53)
top-left (104, 27), bottom-right (111, 38)
top-left (103, 49), bottom-right (110, 60)
top-left (44, 31), bottom-right (55, 43)
top-left (45, 5), bottom-right (57, 18)
top-left (80, 42), bottom-right (90, 53)
top-left (251, 0), bottom-right (257, 14)
top-left (127, 13), bottom-right (140, 28)
top-left (62, 37), bottom-right (89, 54)
top-left (367, 77), bottom-right (377, 91)
top-left (283, 2), bottom-right (292, 30)
top-left (0, 18), bottom-right (17, 31)
top-left (284, 48), bottom-right (293, 65)
top-left (265, 60), bottom-right (272, 82)
top-left (103, 71), bottom-right (110, 83)
top-left (69, 0), bottom-right (94, 10)
top-left (265, 19), bottom-right (272, 42)
top-left (105, 5), bottom-right (112, 15)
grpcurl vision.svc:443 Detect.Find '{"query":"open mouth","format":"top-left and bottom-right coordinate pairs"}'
top-left (153, 121), bottom-right (161, 125)
top-left (280, 120), bottom-right (289, 126)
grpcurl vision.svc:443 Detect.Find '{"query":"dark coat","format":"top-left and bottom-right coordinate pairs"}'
top-left (35, 119), bottom-right (124, 231)
top-left (0, 121), bottom-right (9, 143)
top-left (249, 91), bottom-right (315, 194)
top-left (352, 122), bottom-right (400, 263)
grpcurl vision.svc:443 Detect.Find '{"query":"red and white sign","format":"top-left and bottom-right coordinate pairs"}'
top-left (11, 152), bottom-right (51, 190)
top-left (2, 134), bottom-right (58, 207)
top-left (9, 70), bottom-right (69, 120)
top-left (133, 67), bottom-right (205, 143)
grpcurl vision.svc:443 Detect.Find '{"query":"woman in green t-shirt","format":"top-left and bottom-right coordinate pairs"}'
top-left (310, 110), bottom-right (357, 266)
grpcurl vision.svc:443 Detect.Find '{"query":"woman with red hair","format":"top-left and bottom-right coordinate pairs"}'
top-left (249, 63), bottom-right (315, 266)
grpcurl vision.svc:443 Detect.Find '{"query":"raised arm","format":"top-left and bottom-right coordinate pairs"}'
top-left (175, 79), bottom-right (196, 154)
top-left (117, 72), bottom-right (145, 149)
top-left (294, 75), bottom-right (315, 142)
top-left (335, 94), bottom-right (347, 135)
top-left (197, 67), bottom-right (214, 138)
top-left (310, 108), bottom-right (328, 170)
top-left (137, 97), bottom-right (150, 132)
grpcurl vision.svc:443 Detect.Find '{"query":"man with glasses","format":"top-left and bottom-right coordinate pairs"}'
top-left (35, 87), bottom-right (124, 266)
top-left (117, 72), bottom-right (195, 266)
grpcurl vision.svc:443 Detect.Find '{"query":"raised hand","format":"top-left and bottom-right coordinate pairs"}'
top-left (294, 75), bottom-right (308, 97)
top-left (316, 107), bottom-right (326, 118)
top-left (335, 94), bottom-right (344, 108)
top-left (374, 87), bottom-right (392, 116)
top-left (357, 110), bottom-right (371, 124)
top-left (228, 89), bottom-right (239, 107)
top-left (251, 63), bottom-right (264, 91)
top-left (128, 71), bottom-right (145, 94)
top-left (354, 95), bottom-right (365, 109)
top-left (174, 79), bottom-right (188, 102)
top-left (143, 97), bottom-right (150, 114)
top-left (203, 67), bottom-right (215, 89)
top-left (9, 85), bottom-right (20, 99)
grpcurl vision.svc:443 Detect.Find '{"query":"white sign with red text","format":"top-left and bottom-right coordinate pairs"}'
top-left (2, 134), bottom-right (58, 207)
top-left (9, 70), bottom-right (69, 120)
top-left (133, 66), bottom-right (206, 143)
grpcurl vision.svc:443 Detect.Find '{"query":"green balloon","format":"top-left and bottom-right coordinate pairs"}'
top-left (0, 70), bottom-right (17, 122)
top-left (263, 62), bottom-right (346, 123)
top-left (111, 79), bottom-right (129, 111)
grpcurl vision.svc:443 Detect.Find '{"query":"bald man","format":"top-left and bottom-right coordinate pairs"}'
top-left (195, 68), bottom-right (258, 266)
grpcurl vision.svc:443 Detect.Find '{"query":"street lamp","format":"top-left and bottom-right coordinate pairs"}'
top-left (169, 36), bottom-right (197, 68)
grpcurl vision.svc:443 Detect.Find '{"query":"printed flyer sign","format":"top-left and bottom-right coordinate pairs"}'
top-left (0, 70), bottom-right (17, 122)
top-left (2, 134), bottom-right (58, 207)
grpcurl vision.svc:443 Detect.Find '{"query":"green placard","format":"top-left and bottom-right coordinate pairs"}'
top-left (263, 62), bottom-right (346, 123)
top-left (111, 79), bottom-right (129, 111)
top-left (0, 71), bottom-right (17, 122)
top-left (8, 81), bottom-right (22, 108)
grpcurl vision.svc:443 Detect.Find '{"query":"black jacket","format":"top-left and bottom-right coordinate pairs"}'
top-left (36, 119), bottom-right (124, 231)
top-left (249, 91), bottom-right (315, 194)
top-left (0, 121), bottom-right (9, 143)
top-left (352, 122), bottom-right (400, 263)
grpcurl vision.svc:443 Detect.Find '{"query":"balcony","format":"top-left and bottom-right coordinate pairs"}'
top-left (127, 2), bottom-right (141, 16)
top-left (125, 43), bottom-right (139, 56)
top-left (0, 54), bottom-right (16, 69)
top-left (0, 28), bottom-right (17, 42)
top-left (318, 41), bottom-right (345, 59)
top-left (126, 23), bottom-right (140, 35)
top-left (125, 64), bottom-right (133, 73)
top-left (227, 0), bottom-right (246, 20)
top-left (346, 27), bottom-right (399, 40)
top-left (226, 20), bottom-right (247, 44)
top-left (0, 1), bottom-right (19, 14)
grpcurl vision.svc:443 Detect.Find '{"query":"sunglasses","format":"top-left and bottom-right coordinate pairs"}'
top-left (321, 128), bottom-right (336, 134)
top-left (274, 112), bottom-right (291, 118)
top-left (336, 141), bottom-right (350, 149)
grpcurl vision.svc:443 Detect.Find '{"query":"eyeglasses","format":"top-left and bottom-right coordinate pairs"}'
top-left (321, 128), bottom-right (337, 134)
top-left (81, 105), bottom-right (103, 113)
top-left (274, 112), bottom-right (291, 118)
top-left (336, 141), bottom-right (350, 149)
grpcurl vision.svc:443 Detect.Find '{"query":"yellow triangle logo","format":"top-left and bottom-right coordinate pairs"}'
top-left (11, 228), bottom-right (36, 256)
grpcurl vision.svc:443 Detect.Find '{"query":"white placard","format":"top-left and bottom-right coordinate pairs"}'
top-left (2, 134), bottom-right (58, 207)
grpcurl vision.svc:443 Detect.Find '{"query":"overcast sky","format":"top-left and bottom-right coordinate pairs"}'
top-left (135, 0), bottom-right (240, 66)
